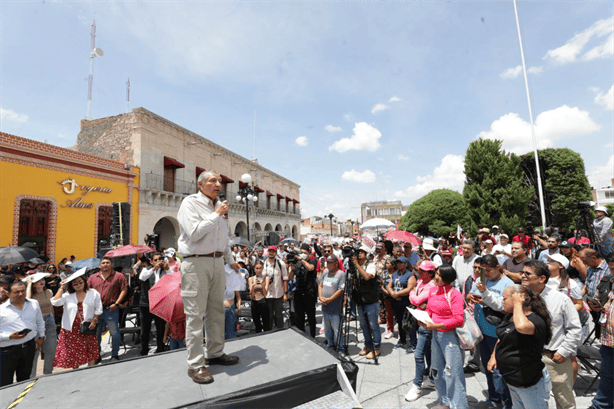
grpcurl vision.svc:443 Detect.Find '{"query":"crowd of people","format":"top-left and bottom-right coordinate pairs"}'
top-left (0, 203), bottom-right (612, 409)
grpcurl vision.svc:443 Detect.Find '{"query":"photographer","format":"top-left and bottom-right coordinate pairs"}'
top-left (594, 206), bottom-right (613, 258)
top-left (139, 253), bottom-right (170, 355)
top-left (264, 246), bottom-right (288, 329)
top-left (352, 245), bottom-right (381, 360)
top-left (288, 243), bottom-right (317, 337)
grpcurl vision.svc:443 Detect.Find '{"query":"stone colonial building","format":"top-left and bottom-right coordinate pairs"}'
top-left (76, 108), bottom-right (300, 249)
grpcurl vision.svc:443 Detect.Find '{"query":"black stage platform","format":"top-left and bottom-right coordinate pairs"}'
top-left (0, 328), bottom-right (358, 409)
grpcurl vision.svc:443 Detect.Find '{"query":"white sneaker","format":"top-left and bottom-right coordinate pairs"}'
top-left (384, 330), bottom-right (393, 339)
top-left (404, 384), bottom-right (422, 402)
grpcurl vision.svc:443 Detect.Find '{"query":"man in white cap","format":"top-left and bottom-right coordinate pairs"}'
top-left (594, 205), bottom-right (613, 258)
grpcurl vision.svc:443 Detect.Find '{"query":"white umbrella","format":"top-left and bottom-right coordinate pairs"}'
top-left (359, 218), bottom-right (395, 231)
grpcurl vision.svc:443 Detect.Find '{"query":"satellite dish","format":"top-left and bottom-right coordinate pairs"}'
top-left (93, 47), bottom-right (104, 57)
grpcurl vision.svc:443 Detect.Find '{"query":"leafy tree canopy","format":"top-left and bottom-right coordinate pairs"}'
top-left (463, 139), bottom-right (533, 235)
top-left (521, 148), bottom-right (593, 231)
top-left (399, 189), bottom-right (470, 237)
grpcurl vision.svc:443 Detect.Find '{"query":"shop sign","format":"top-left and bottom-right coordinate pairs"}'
top-left (58, 178), bottom-right (112, 209)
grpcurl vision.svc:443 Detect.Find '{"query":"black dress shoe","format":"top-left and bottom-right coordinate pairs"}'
top-left (463, 364), bottom-right (480, 373)
top-left (205, 354), bottom-right (239, 366)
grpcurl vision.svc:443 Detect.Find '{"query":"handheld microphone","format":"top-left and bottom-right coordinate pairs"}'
top-left (218, 191), bottom-right (228, 219)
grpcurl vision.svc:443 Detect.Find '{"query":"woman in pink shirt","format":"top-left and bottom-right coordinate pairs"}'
top-left (421, 265), bottom-right (468, 409)
top-left (405, 260), bottom-right (437, 402)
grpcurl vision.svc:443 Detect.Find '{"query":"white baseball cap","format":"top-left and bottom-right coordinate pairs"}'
top-left (545, 253), bottom-right (570, 270)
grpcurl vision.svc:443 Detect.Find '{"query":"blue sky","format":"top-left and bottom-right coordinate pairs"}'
top-left (1, 1), bottom-right (612, 222)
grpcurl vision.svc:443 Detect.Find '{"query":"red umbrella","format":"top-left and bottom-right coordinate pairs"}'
top-left (104, 244), bottom-right (155, 258)
top-left (149, 272), bottom-right (184, 322)
top-left (383, 230), bottom-right (421, 246)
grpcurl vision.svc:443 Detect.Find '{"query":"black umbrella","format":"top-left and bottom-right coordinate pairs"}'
top-left (29, 257), bottom-right (46, 265)
top-left (230, 236), bottom-right (253, 248)
top-left (0, 246), bottom-right (40, 266)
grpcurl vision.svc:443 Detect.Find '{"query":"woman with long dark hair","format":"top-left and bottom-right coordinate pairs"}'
top-left (248, 260), bottom-right (270, 333)
top-left (488, 285), bottom-right (552, 409)
top-left (26, 273), bottom-right (57, 376)
top-left (422, 265), bottom-right (468, 409)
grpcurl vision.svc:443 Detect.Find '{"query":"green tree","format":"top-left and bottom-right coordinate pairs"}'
top-left (463, 139), bottom-right (533, 235)
top-left (399, 189), bottom-right (470, 236)
top-left (521, 148), bottom-right (593, 231)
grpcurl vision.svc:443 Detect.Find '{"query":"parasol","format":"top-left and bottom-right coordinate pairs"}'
top-left (383, 230), bottom-right (421, 246)
top-left (149, 272), bottom-right (184, 322)
top-left (104, 244), bottom-right (156, 258)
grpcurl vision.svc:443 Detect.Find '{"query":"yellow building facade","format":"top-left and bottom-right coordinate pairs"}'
top-left (0, 132), bottom-right (139, 265)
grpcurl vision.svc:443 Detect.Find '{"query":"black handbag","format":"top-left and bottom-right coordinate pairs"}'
top-left (80, 321), bottom-right (98, 335)
top-left (402, 305), bottom-right (419, 334)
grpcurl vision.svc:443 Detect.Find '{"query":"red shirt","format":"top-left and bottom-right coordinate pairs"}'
top-left (169, 319), bottom-right (186, 339)
top-left (87, 271), bottom-right (128, 306)
top-left (512, 234), bottom-right (533, 250)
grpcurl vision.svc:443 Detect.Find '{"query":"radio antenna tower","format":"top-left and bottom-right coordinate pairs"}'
top-left (126, 78), bottom-right (131, 113)
top-left (86, 20), bottom-right (104, 119)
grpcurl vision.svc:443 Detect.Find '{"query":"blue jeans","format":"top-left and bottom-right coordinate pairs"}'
top-left (224, 306), bottom-right (237, 340)
top-left (591, 345), bottom-right (614, 409)
top-left (414, 327), bottom-right (432, 387)
top-left (597, 240), bottom-right (613, 259)
top-left (97, 308), bottom-right (120, 358)
top-left (480, 335), bottom-right (512, 406)
top-left (357, 302), bottom-right (381, 351)
top-left (323, 311), bottom-right (342, 352)
top-left (431, 330), bottom-right (468, 409)
top-left (169, 337), bottom-right (186, 350)
top-left (31, 313), bottom-right (58, 376)
top-left (508, 367), bottom-right (551, 409)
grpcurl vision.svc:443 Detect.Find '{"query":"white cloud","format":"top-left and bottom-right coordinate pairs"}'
top-left (544, 17), bottom-right (613, 65)
top-left (389, 96), bottom-right (402, 102)
top-left (583, 33), bottom-right (614, 61)
top-left (324, 125), bottom-right (342, 132)
top-left (1, 108), bottom-right (28, 123)
top-left (397, 154), bottom-right (409, 161)
top-left (371, 103), bottom-right (390, 114)
top-left (477, 105), bottom-right (602, 154)
top-left (394, 155), bottom-right (465, 199)
top-left (57, 132), bottom-right (68, 139)
top-left (295, 136), bottom-right (308, 147)
top-left (344, 113), bottom-right (353, 121)
top-left (329, 122), bottom-right (382, 153)
top-left (595, 85), bottom-right (614, 110)
top-left (341, 169), bottom-right (377, 183)
top-left (588, 155), bottom-right (614, 189)
top-left (499, 65), bottom-right (544, 79)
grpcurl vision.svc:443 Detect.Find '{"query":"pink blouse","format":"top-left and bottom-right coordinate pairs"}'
top-left (426, 285), bottom-right (465, 332)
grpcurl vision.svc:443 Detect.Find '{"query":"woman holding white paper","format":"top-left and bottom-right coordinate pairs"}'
top-left (405, 260), bottom-right (438, 402)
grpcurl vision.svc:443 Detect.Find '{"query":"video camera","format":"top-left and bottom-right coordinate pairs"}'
top-left (286, 250), bottom-right (301, 265)
top-left (341, 245), bottom-right (358, 259)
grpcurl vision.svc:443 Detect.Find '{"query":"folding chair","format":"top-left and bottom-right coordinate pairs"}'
top-left (575, 344), bottom-right (602, 393)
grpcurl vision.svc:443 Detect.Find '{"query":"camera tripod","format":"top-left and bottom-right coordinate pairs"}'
top-left (575, 208), bottom-right (599, 247)
top-left (334, 257), bottom-right (379, 365)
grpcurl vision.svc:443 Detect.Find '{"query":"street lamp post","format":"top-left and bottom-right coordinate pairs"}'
top-left (325, 213), bottom-right (334, 237)
top-left (236, 173), bottom-right (258, 241)
top-left (348, 219), bottom-right (356, 236)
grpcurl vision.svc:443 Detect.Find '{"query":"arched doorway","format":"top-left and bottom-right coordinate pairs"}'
top-left (234, 221), bottom-right (247, 239)
top-left (153, 217), bottom-right (179, 251)
top-left (292, 225), bottom-right (298, 239)
top-left (275, 224), bottom-right (282, 233)
top-left (284, 224), bottom-right (290, 236)
top-left (264, 223), bottom-right (273, 232)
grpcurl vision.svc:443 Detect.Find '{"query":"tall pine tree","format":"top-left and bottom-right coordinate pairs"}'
top-left (463, 139), bottom-right (533, 234)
